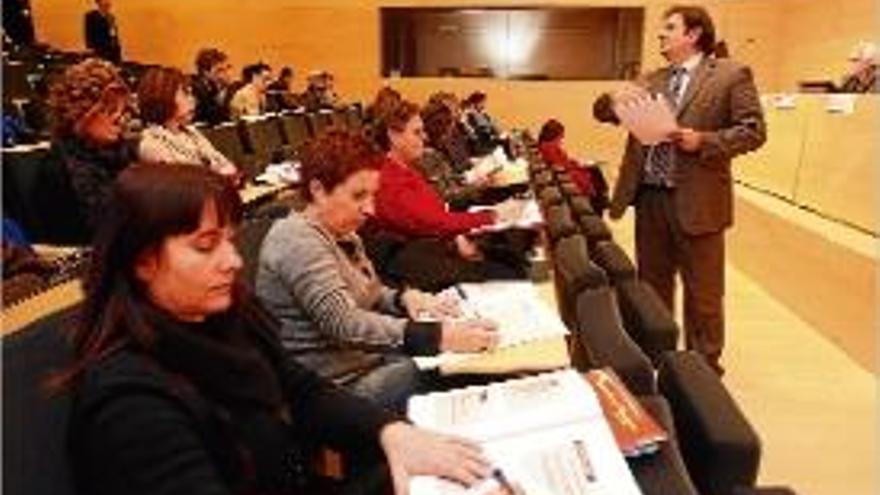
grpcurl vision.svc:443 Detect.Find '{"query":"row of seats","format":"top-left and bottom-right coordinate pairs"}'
top-left (200, 104), bottom-right (364, 180)
top-left (522, 135), bottom-right (792, 495)
top-left (0, 105), bottom-right (362, 246)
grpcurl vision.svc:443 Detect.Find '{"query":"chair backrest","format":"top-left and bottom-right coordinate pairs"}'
top-left (537, 185), bottom-right (564, 212)
top-left (575, 212), bottom-right (612, 246)
top-left (345, 105), bottom-right (363, 128)
top-left (658, 352), bottom-right (762, 495)
top-left (591, 240), bottom-right (636, 284)
top-left (202, 122), bottom-right (253, 175)
top-left (308, 110), bottom-right (334, 137)
top-left (331, 108), bottom-right (349, 129)
top-left (235, 217), bottom-right (277, 289)
top-left (568, 194), bottom-right (595, 217)
top-left (574, 285), bottom-right (656, 396)
top-left (240, 117), bottom-right (287, 175)
top-left (552, 234), bottom-right (607, 328)
top-left (544, 203), bottom-right (578, 247)
top-left (3, 305), bottom-right (79, 495)
top-left (614, 279), bottom-right (680, 361)
top-left (3, 144), bottom-right (90, 245)
top-left (279, 111), bottom-right (313, 153)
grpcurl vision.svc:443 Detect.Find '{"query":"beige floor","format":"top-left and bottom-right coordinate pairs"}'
top-left (600, 190), bottom-right (877, 495)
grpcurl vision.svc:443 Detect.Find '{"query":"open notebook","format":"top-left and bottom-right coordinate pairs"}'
top-left (408, 369), bottom-right (642, 495)
top-left (413, 282), bottom-right (570, 373)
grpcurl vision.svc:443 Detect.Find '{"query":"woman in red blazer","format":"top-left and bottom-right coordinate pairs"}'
top-left (364, 100), bottom-right (529, 291)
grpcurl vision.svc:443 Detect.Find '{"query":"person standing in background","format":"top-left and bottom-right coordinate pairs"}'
top-left (593, 5), bottom-right (766, 375)
top-left (84, 0), bottom-right (122, 63)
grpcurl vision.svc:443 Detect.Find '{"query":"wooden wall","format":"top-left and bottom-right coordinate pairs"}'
top-left (28, 0), bottom-right (878, 161)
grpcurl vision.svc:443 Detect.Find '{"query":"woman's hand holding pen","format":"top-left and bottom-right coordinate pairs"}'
top-left (440, 318), bottom-right (499, 352)
top-left (380, 422), bottom-right (492, 495)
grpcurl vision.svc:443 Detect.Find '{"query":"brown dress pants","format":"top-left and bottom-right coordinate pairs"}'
top-left (634, 188), bottom-right (725, 366)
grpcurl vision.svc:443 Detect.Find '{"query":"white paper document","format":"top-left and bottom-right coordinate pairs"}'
top-left (470, 199), bottom-right (543, 233)
top-left (408, 370), bottom-right (642, 495)
top-left (613, 94), bottom-right (679, 145)
top-left (413, 282), bottom-right (569, 370)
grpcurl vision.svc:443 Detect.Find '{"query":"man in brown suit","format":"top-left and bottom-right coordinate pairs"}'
top-left (594, 5), bottom-right (766, 374)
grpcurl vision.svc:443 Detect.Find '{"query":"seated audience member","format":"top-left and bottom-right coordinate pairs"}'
top-left (426, 91), bottom-right (475, 172)
top-left (229, 62), bottom-right (272, 118)
top-left (300, 70), bottom-right (340, 111)
top-left (48, 57), bottom-right (136, 231)
top-left (538, 119), bottom-right (608, 214)
top-left (266, 66), bottom-right (301, 111)
top-left (59, 163), bottom-right (493, 495)
top-left (364, 85), bottom-right (402, 127)
top-left (137, 66), bottom-right (239, 179)
top-left (191, 47), bottom-right (233, 125)
top-left (366, 100), bottom-right (531, 291)
top-left (839, 41), bottom-right (878, 93)
top-left (462, 91), bottom-right (503, 154)
top-left (257, 130), bottom-right (498, 411)
top-left (419, 102), bottom-right (487, 209)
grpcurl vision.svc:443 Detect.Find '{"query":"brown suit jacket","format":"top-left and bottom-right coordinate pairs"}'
top-left (598, 57), bottom-right (766, 235)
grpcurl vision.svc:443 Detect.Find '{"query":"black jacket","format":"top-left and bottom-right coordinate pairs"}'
top-left (52, 136), bottom-right (135, 234)
top-left (84, 9), bottom-right (121, 63)
top-left (69, 300), bottom-right (395, 495)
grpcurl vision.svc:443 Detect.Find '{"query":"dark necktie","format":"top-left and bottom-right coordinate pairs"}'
top-left (643, 66), bottom-right (687, 187)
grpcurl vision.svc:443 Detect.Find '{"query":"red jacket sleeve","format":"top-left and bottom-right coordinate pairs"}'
top-left (376, 161), bottom-right (494, 238)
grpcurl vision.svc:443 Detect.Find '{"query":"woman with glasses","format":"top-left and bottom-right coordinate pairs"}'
top-left (137, 66), bottom-right (239, 179)
top-left (48, 57), bottom-right (136, 232)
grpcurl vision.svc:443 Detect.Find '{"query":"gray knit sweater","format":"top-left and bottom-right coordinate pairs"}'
top-left (255, 212), bottom-right (440, 381)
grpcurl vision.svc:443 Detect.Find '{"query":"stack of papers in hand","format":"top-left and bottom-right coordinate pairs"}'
top-left (613, 93), bottom-right (679, 145)
top-left (408, 369), bottom-right (642, 495)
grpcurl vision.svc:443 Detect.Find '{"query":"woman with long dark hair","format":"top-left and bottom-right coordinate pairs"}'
top-left (59, 163), bottom-right (491, 495)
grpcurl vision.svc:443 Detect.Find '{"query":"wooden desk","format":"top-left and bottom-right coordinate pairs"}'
top-left (439, 337), bottom-right (571, 375)
top-left (1, 280), bottom-right (83, 337)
